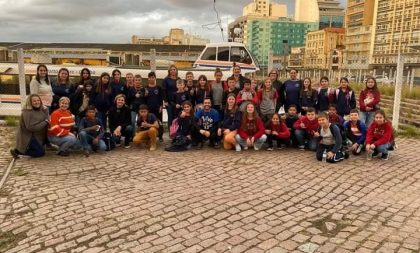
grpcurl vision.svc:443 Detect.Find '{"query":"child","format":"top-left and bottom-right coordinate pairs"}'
top-left (78, 105), bottom-right (106, 157)
top-left (223, 76), bottom-right (240, 110)
top-left (185, 71), bottom-right (196, 105)
top-left (127, 74), bottom-right (146, 131)
top-left (165, 101), bottom-right (195, 152)
top-left (172, 79), bottom-right (190, 119)
top-left (235, 103), bottom-right (267, 151)
top-left (343, 109), bottom-right (367, 155)
top-left (293, 107), bottom-right (319, 151)
top-left (314, 112), bottom-right (345, 163)
top-left (284, 105), bottom-right (299, 146)
top-left (144, 72), bottom-right (164, 142)
top-left (328, 104), bottom-right (344, 127)
top-left (265, 114), bottom-right (290, 151)
top-left (93, 72), bottom-right (112, 130)
top-left (359, 77), bottom-right (380, 127)
top-left (218, 93), bottom-right (241, 150)
top-left (316, 76), bottom-right (335, 112)
top-left (236, 79), bottom-right (258, 112)
top-left (211, 68), bottom-right (224, 115)
top-left (133, 105), bottom-right (159, 151)
top-left (195, 75), bottom-right (212, 108)
top-left (365, 110), bottom-right (393, 160)
top-left (334, 77), bottom-right (356, 117)
top-left (258, 78), bottom-right (278, 124)
top-left (70, 80), bottom-right (95, 125)
top-left (251, 79), bottom-right (260, 92)
top-left (110, 69), bottom-right (126, 102)
top-left (300, 78), bottom-right (317, 115)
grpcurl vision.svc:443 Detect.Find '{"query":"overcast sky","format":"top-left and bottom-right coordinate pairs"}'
top-left (0, 0), bottom-right (346, 43)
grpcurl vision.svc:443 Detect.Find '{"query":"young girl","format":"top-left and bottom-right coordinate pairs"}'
top-left (235, 103), bottom-right (267, 151)
top-left (236, 79), bottom-right (258, 112)
top-left (165, 101), bottom-right (195, 152)
top-left (79, 68), bottom-right (95, 86)
top-left (110, 69), bottom-right (126, 102)
top-left (211, 69), bottom-right (224, 115)
top-left (300, 78), bottom-right (317, 115)
top-left (365, 110), bottom-right (393, 160)
top-left (359, 77), bottom-right (381, 127)
top-left (30, 64), bottom-right (53, 111)
top-left (334, 77), bottom-right (356, 117)
top-left (172, 79), bottom-right (190, 118)
top-left (195, 75), bottom-right (212, 110)
top-left (265, 114), bottom-right (290, 151)
top-left (70, 80), bottom-right (95, 124)
top-left (258, 78), bottom-right (278, 123)
top-left (94, 72), bottom-right (112, 129)
top-left (316, 76), bottom-right (335, 112)
top-left (52, 68), bottom-right (74, 111)
top-left (218, 93), bottom-right (241, 150)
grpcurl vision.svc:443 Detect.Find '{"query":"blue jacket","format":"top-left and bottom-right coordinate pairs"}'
top-left (221, 110), bottom-right (241, 131)
top-left (334, 88), bottom-right (356, 116)
top-left (343, 120), bottom-right (367, 145)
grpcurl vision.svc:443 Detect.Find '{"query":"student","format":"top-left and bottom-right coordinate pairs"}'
top-left (172, 79), bottom-right (190, 119)
top-left (133, 105), bottom-right (159, 151)
top-left (293, 107), bottom-right (319, 151)
top-left (108, 94), bottom-right (133, 148)
top-left (282, 68), bottom-right (302, 112)
top-left (343, 109), bottom-right (367, 155)
top-left (10, 94), bottom-right (49, 158)
top-left (48, 97), bottom-right (81, 156)
top-left (316, 76), bottom-right (335, 112)
top-left (110, 69), bottom-right (126, 102)
top-left (251, 79), bottom-right (260, 92)
top-left (195, 75), bottom-right (212, 108)
top-left (194, 98), bottom-right (221, 149)
top-left (185, 71), bottom-right (196, 105)
top-left (284, 104), bottom-right (299, 146)
top-left (163, 65), bottom-right (179, 128)
top-left (314, 112), bottom-right (345, 163)
top-left (144, 72), bottom-right (164, 142)
top-left (94, 72), bottom-right (112, 130)
top-left (125, 73), bottom-right (134, 89)
top-left (70, 80), bottom-right (95, 124)
top-left (365, 110), bottom-right (393, 160)
top-left (328, 104), bottom-right (344, 127)
top-left (218, 93), bottom-right (241, 150)
top-left (230, 64), bottom-right (250, 90)
top-left (258, 78), bottom-right (278, 124)
top-left (359, 77), bottom-right (381, 127)
top-left (269, 68), bottom-right (283, 111)
top-left (165, 101), bottom-right (195, 152)
top-left (334, 77), bottom-right (356, 117)
top-left (236, 79), bottom-right (258, 112)
top-left (127, 74), bottom-right (146, 131)
top-left (223, 76), bottom-right (240, 110)
top-left (30, 64), bottom-right (53, 111)
top-left (300, 78), bottom-right (318, 115)
top-left (265, 113), bottom-right (290, 151)
top-left (235, 103), bottom-right (266, 151)
top-left (52, 68), bottom-right (74, 111)
top-left (211, 68), bottom-right (224, 115)
top-left (78, 105), bottom-right (106, 157)
top-left (78, 68), bottom-right (95, 87)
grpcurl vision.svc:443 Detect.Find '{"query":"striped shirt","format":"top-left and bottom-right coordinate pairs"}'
top-left (48, 109), bottom-right (75, 137)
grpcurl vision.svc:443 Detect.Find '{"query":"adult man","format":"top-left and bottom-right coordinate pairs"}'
top-left (194, 98), bottom-right (221, 149)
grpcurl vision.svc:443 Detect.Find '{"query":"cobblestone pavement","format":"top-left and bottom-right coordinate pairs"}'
top-left (1, 128), bottom-right (419, 253)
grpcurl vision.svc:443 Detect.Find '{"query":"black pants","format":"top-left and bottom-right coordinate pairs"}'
top-left (192, 128), bottom-right (220, 145)
top-left (316, 144), bottom-right (344, 163)
top-left (345, 131), bottom-right (364, 155)
top-left (267, 134), bottom-right (289, 148)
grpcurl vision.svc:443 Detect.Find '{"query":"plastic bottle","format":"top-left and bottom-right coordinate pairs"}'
top-left (322, 149), bottom-right (327, 163)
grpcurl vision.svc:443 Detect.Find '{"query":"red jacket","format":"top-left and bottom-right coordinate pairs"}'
top-left (366, 121), bottom-right (393, 146)
top-left (236, 89), bottom-right (259, 105)
top-left (293, 116), bottom-right (320, 136)
top-left (359, 89), bottom-right (380, 112)
top-left (267, 122), bottom-right (290, 139)
top-left (238, 117), bottom-right (265, 139)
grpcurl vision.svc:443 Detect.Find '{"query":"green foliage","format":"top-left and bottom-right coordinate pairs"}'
top-left (399, 126), bottom-right (420, 139)
top-left (4, 116), bottom-right (19, 126)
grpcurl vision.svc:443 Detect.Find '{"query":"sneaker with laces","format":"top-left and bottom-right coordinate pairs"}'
top-left (235, 144), bottom-right (241, 152)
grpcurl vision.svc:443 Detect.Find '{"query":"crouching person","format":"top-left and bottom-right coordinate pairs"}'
top-left (235, 103), bottom-right (267, 151)
top-left (133, 105), bottom-right (159, 151)
top-left (315, 112), bottom-right (345, 163)
top-left (343, 109), bottom-right (367, 155)
top-left (365, 110), bottom-right (394, 160)
top-left (78, 105), bottom-right (106, 157)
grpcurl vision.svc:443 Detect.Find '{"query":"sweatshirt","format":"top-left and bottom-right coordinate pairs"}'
top-left (366, 121), bottom-right (393, 146)
top-left (30, 78), bottom-right (53, 106)
top-left (108, 105), bottom-right (132, 132)
top-left (78, 117), bottom-right (104, 138)
top-left (334, 88), bottom-right (356, 116)
top-left (317, 88), bottom-right (335, 112)
top-left (293, 116), bottom-right (320, 136)
top-left (343, 120), bottom-right (367, 145)
top-left (283, 79), bottom-right (302, 109)
top-left (238, 117), bottom-right (265, 139)
top-left (221, 110), bottom-right (241, 131)
top-left (318, 124), bottom-right (342, 153)
top-left (359, 89), bottom-right (381, 112)
top-left (48, 109), bottom-right (75, 137)
top-left (266, 122), bottom-right (290, 139)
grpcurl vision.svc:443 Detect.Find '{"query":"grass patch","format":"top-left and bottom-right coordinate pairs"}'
top-left (0, 231), bottom-right (26, 252)
top-left (399, 126), bottom-right (420, 139)
top-left (4, 116), bottom-right (19, 127)
top-left (13, 167), bottom-right (28, 177)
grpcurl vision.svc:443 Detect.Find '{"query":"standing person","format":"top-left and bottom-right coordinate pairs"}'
top-left (78, 105), bottom-right (106, 157)
top-left (265, 113), bottom-right (290, 151)
top-left (230, 64), bottom-right (250, 90)
top-left (10, 94), bottom-right (49, 158)
top-left (195, 75), bottom-right (212, 109)
top-left (269, 68), bottom-right (283, 111)
top-left (300, 78), bottom-right (318, 115)
top-left (359, 77), bottom-right (381, 127)
top-left (110, 69), bottom-right (126, 102)
top-left (165, 101), bottom-right (195, 152)
top-left (222, 77), bottom-right (240, 109)
top-left (30, 64), bottom-right (53, 111)
top-left (218, 93), bottom-right (241, 150)
top-left (94, 72), bottom-right (112, 130)
top-left (108, 94), bottom-right (133, 148)
top-left (314, 112), bottom-right (345, 163)
top-left (334, 77), bottom-right (356, 118)
top-left (316, 76), bottom-right (335, 112)
top-left (235, 103), bottom-right (267, 151)
top-left (211, 68), bottom-right (225, 116)
top-left (133, 105), bottom-right (159, 151)
top-left (70, 80), bottom-right (95, 124)
top-left (51, 68), bottom-right (74, 111)
top-left (79, 68), bottom-right (95, 87)
top-left (185, 71), bottom-right (196, 105)
top-left (125, 73), bottom-right (134, 89)
top-left (127, 75), bottom-right (146, 131)
top-left (343, 109), bottom-right (367, 156)
top-left (194, 98), bottom-right (221, 149)
top-left (162, 65), bottom-right (179, 130)
top-left (48, 97), bottom-right (81, 156)
top-left (281, 69), bottom-right (302, 112)
top-left (144, 72), bottom-right (164, 142)
top-left (293, 107), bottom-right (319, 151)
top-left (257, 78), bottom-right (278, 124)
top-left (236, 79), bottom-right (258, 111)
top-left (172, 79), bottom-right (190, 118)
top-left (365, 110), bottom-right (394, 160)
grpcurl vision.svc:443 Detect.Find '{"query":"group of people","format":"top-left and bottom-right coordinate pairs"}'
top-left (11, 64), bottom-right (395, 163)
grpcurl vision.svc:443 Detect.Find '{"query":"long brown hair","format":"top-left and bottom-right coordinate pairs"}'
top-left (167, 65), bottom-right (178, 79)
top-left (35, 64), bottom-right (49, 84)
top-left (197, 75), bottom-right (210, 92)
top-left (364, 76), bottom-right (379, 92)
top-left (57, 68), bottom-right (70, 86)
top-left (300, 77), bottom-right (313, 97)
top-left (96, 72), bottom-right (111, 93)
top-left (240, 103), bottom-right (260, 131)
top-left (224, 93), bottom-right (238, 114)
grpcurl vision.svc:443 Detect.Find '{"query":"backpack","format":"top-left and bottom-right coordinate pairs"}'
top-left (169, 118), bottom-right (179, 139)
top-left (102, 132), bottom-right (115, 151)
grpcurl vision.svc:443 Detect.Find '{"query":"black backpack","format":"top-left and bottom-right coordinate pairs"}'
top-left (102, 132), bottom-right (115, 151)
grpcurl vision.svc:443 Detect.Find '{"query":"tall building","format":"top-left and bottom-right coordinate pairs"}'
top-left (295, 0), bottom-right (319, 23)
top-left (318, 0), bottom-right (345, 29)
top-left (370, 0), bottom-right (420, 76)
top-left (243, 0), bottom-right (287, 18)
top-left (343, 0), bottom-right (375, 70)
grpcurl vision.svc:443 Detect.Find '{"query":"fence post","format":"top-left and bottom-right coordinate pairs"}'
top-left (18, 48), bottom-right (26, 105)
top-left (150, 49), bottom-right (156, 72)
top-left (410, 68), bottom-right (415, 91)
top-left (392, 53), bottom-right (404, 130)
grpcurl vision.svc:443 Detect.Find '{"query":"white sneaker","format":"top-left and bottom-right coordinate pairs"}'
top-left (235, 144), bottom-right (241, 152)
top-left (243, 146), bottom-right (248, 150)
top-left (254, 146), bottom-right (259, 151)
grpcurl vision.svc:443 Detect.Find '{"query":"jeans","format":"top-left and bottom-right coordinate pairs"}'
top-left (235, 134), bottom-right (267, 150)
top-left (295, 129), bottom-right (317, 151)
top-left (376, 143), bottom-right (391, 154)
top-left (79, 131), bottom-right (106, 152)
top-left (360, 111), bottom-right (375, 127)
top-left (316, 144), bottom-right (344, 163)
top-left (49, 135), bottom-right (81, 152)
top-left (113, 125), bottom-right (133, 146)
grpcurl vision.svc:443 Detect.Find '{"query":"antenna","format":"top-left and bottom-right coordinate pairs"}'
top-left (202, 0), bottom-right (225, 41)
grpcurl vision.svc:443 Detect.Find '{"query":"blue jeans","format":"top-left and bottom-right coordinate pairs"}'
top-left (295, 129), bottom-right (317, 151)
top-left (360, 111), bottom-right (375, 127)
top-left (79, 131), bottom-right (106, 152)
top-left (49, 135), bottom-right (81, 152)
top-left (235, 134), bottom-right (267, 150)
top-left (376, 143), bottom-right (391, 154)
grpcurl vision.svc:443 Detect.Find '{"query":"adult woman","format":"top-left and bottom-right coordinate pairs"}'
top-left (269, 68), bottom-right (283, 111)
top-left (79, 68), bottom-right (95, 86)
top-left (94, 72), bottom-right (112, 129)
top-left (235, 103), bottom-right (267, 151)
top-left (218, 93), bottom-right (241, 150)
top-left (30, 64), bottom-right (53, 110)
top-left (162, 65), bottom-right (179, 129)
top-left (230, 65), bottom-right (250, 90)
top-left (281, 68), bottom-right (302, 112)
top-left (48, 97), bottom-right (81, 156)
top-left (10, 95), bottom-right (49, 158)
top-left (52, 68), bottom-right (74, 111)
top-left (108, 94), bottom-right (133, 148)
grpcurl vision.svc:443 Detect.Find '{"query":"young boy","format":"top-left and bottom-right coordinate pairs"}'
top-left (343, 109), bottom-right (367, 155)
top-left (314, 112), bottom-right (345, 163)
top-left (328, 104), bottom-right (344, 127)
top-left (222, 76), bottom-right (240, 109)
top-left (78, 105), bottom-right (106, 157)
top-left (172, 79), bottom-right (190, 119)
top-left (133, 105), bottom-right (159, 151)
top-left (236, 79), bottom-right (258, 111)
top-left (185, 71), bottom-right (196, 105)
top-left (144, 72), bottom-right (164, 142)
top-left (284, 104), bottom-right (299, 146)
top-left (293, 107), bottom-right (319, 151)
top-left (127, 74), bottom-right (146, 131)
